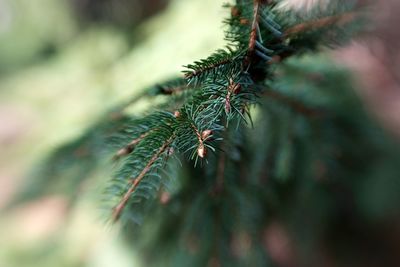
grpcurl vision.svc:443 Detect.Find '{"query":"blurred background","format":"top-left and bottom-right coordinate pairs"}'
top-left (0, 0), bottom-right (399, 267)
top-left (0, 0), bottom-right (225, 266)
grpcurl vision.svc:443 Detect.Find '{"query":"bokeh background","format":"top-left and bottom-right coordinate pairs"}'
top-left (0, 0), bottom-right (225, 266)
top-left (0, 0), bottom-right (399, 266)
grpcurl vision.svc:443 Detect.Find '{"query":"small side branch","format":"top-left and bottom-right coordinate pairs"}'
top-left (284, 12), bottom-right (357, 37)
top-left (265, 12), bottom-right (357, 64)
top-left (245, 0), bottom-right (262, 64)
top-left (158, 85), bottom-right (188, 95)
top-left (190, 122), bottom-right (206, 158)
top-left (184, 58), bottom-right (233, 80)
top-left (225, 78), bottom-right (241, 114)
top-left (112, 136), bottom-right (175, 222)
top-left (113, 132), bottom-right (151, 161)
top-left (248, 0), bottom-right (262, 54)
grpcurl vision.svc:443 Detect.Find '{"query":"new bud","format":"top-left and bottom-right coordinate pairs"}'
top-left (201, 130), bottom-right (212, 140)
top-left (197, 144), bottom-right (207, 158)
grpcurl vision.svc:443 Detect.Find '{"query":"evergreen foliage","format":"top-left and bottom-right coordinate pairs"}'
top-left (14, 1), bottom-right (400, 266)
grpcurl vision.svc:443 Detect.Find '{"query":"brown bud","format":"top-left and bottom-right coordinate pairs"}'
top-left (174, 110), bottom-right (181, 118)
top-left (114, 147), bottom-right (129, 158)
top-left (197, 144), bottom-right (207, 158)
top-left (233, 84), bottom-right (241, 94)
top-left (160, 191), bottom-right (171, 205)
top-left (201, 129), bottom-right (212, 140)
top-left (161, 88), bottom-right (173, 95)
top-left (109, 112), bottom-right (123, 120)
top-left (167, 147), bottom-right (174, 156)
top-left (231, 6), bottom-right (240, 17)
top-left (228, 78), bottom-right (241, 94)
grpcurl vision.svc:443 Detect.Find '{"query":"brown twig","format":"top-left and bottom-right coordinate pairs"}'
top-left (270, 12), bottom-right (358, 65)
top-left (249, 0), bottom-right (261, 53)
top-left (112, 136), bottom-right (175, 222)
top-left (284, 12), bottom-right (357, 37)
top-left (245, 0), bottom-right (262, 65)
top-left (113, 132), bottom-right (151, 161)
top-left (264, 12), bottom-right (358, 65)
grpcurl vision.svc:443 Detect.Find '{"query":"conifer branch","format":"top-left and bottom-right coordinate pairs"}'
top-left (183, 49), bottom-right (242, 83)
top-left (284, 12), bottom-right (357, 37)
top-left (112, 136), bottom-right (175, 222)
top-left (21, 1), bottom-right (381, 264)
top-left (185, 59), bottom-right (232, 80)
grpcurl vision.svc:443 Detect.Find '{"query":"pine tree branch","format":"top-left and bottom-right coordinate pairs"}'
top-left (262, 12), bottom-right (358, 64)
top-left (185, 59), bottom-right (232, 80)
top-left (284, 12), bottom-right (357, 37)
top-left (112, 136), bottom-right (175, 222)
top-left (183, 49), bottom-right (242, 82)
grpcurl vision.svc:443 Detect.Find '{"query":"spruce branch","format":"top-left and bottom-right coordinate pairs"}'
top-left (111, 135), bottom-right (175, 222)
top-left (284, 12), bottom-right (357, 37)
top-left (21, 3), bottom-right (375, 261)
top-left (184, 58), bottom-right (230, 80)
top-left (183, 49), bottom-right (243, 84)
